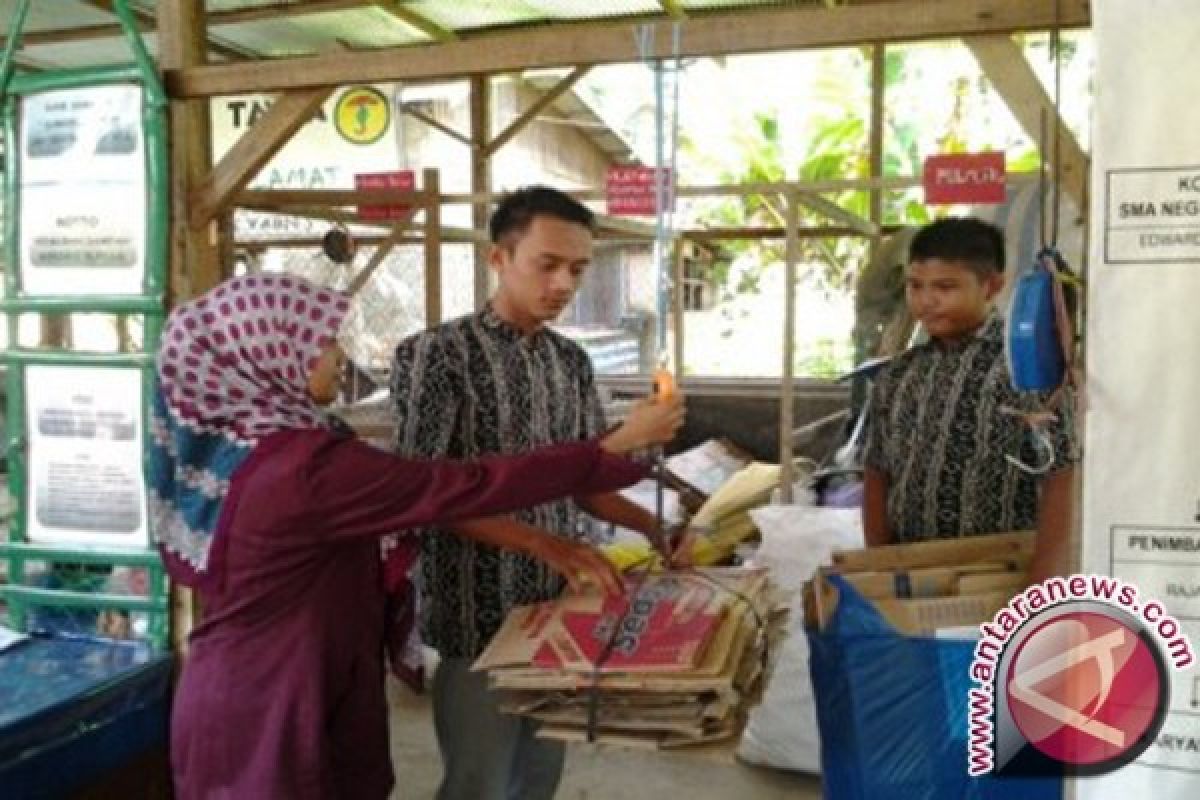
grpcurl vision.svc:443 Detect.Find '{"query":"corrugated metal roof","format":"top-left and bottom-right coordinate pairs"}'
top-left (410, 0), bottom-right (667, 31)
top-left (210, 8), bottom-right (426, 57)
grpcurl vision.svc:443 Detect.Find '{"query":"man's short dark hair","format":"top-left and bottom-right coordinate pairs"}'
top-left (489, 186), bottom-right (595, 246)
top-left (909, 217), bottom-right (1006, 277)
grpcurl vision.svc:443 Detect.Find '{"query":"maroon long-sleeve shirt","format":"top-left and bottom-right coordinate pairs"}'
top-left (170, 429), bottom-right (643, 799)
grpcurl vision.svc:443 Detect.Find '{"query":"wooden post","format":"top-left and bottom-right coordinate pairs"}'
top-left (423, 168), bottom-right (443, 327)
top-left (779, 192), bottom-right (800, 503)
top-left (157, 0), bottom-right (214, 653)
top-left (859, 41), bottom-right (887, 391)
top-left (470, 74), bottom-right (492, 309)
top-left (869, 43), bottom-right (886, 239)
top-left (671, 237), bottom-right (685, 375)
top-left (966, 34), bottom-right (1089, 211)
top-left (345, 211), bottom-right (417, 297)
top-left (38, 316), bottom-right (72, 348)
top-left (159, 0), bottom-right (220, 303)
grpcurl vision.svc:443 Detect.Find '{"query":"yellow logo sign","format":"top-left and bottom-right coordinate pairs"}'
top-left (333, 86), bottom-right (390, 145)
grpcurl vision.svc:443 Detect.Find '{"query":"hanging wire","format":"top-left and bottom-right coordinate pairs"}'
top-left (634, 23), bottom-right (687, 362)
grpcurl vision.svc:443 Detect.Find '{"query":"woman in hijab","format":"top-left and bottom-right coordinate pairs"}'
top-left (150, 273), bottom-right (682, 799)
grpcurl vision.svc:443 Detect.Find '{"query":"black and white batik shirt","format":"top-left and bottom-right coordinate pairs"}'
top-left (391, 306), bottom-right (606, 659)
top-left (865, 314), bottom-right (1077, 543)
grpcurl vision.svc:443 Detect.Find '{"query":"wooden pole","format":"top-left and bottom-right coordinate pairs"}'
top-left (423, 168), bottom-right (443, 326)
top-left (346, 211), bottom-right (417, 297)
top-left (779, 192), bottom-right (800, 503)
top-left (966, 34), bottom-right (1088, 210)
top-left (671, 238), bottom-right (685, 375)
top-left (470, 74), bottom-right (492, 309)
top-left (484, 66), bottom-right (591, 157)
top-left (157, 0), bottom-right (213, 654)
top-left (869, 43), bottom-right (886, 238)
top-left (159, 0), bottom-right (220, 302)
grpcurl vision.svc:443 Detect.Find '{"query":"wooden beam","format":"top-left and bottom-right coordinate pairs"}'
top-left (683, 224), bottom-right (901, 242)
top-left (869, 43), bottom-right (886, 230)
top-left (190, 88), bottom-right (333, 229)
top-left (965, 34), bottom-right (1088, 211)
top-left (779, 193), bottom-right (800, 503)
top-left (160, 0), bottom-right (221, 303)
top-left (795, 191), bottom-right (879, 236)
top-left (346, 211), bottom-right (418, 296)
top-left (158, 0), bottom-right (210, 654)
top-left (671, 239), bottom-right (685, 374)
top-left (470, 75), bottom-right (492, 309)
top-left (376, 1), bottom-right (458, 41)
top-left (238, 188), bottom-right (425, 208)
top-left (400, 103), bottom-right (472, 146)
top-left (242, 234), bottom-right (436, 249)
top-left (423, 168), bottom-right (443, 325)
top-left (166, 0), bottom-right (1090, 97)
top-left (484, 66), bottom-right (591, 157)
top-left (10, 53), bottom-right (54, 72)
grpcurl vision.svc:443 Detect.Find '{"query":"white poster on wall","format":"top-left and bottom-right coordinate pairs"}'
top-left (25, 365), bottom-right (147, 548)
top-left (210, 84), bottom-right (401, 241)
top-left (18, 85), bottom-right (147, 295)
top-left (1081, 1), bottom-right (1200, 796)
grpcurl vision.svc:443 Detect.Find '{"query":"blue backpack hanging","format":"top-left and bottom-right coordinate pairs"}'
top-left (1005, 248), bottom-right (1071, 392)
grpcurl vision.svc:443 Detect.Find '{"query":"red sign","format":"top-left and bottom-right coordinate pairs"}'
top-left (606, 165), bottom-right (674, 216)
top-left (923, 152), bottom-right (1006, 205)
top-left (355, 170), bottom-right (415, 221)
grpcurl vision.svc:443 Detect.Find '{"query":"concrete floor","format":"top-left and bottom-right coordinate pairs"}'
top-left (386, 678), bottom-right (822, 800)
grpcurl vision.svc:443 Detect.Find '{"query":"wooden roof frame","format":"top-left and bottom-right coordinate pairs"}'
top-left (164, 0), bottom-right (1089, 97)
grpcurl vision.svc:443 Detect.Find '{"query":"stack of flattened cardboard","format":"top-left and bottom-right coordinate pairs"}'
top-left (806, 531), bottom-right (1035, 635)
top-left (474, 568), bottom-right (775, 749)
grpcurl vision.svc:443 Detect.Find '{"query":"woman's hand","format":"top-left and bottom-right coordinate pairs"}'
top-left (528, 535), bottom-right (625, 596)
top-left (601, 394), bottom-right (685, 455)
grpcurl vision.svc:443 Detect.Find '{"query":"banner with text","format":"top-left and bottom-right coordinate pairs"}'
top-left (1081, 1), bottom-right (1200, 796)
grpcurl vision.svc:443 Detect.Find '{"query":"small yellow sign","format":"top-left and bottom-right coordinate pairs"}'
top-left (334, 86), bottom-right (390, 145)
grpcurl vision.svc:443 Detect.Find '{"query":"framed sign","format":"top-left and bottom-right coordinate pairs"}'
top-left (17, 85), bottom-right (147, 296)
top-left (23, 365), bottom-right (147, 548)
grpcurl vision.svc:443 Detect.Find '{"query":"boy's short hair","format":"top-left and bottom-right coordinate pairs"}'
top-left (909, 217), bottom-right (1006, 277)
top-left (489, 186), bottom-right (595, 246)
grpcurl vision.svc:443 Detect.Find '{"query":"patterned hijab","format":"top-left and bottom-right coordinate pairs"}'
top-left (148, 273), bottom-right (351, 585)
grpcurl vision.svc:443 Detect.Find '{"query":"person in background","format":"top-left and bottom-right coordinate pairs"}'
top-left (153, 272), bottom-right (684, 800)
top-left (862, 217), bottom-right (1076, 584)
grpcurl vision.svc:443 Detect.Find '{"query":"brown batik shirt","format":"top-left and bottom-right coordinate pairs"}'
top-left (865, 314), bottom-right (1077, 543)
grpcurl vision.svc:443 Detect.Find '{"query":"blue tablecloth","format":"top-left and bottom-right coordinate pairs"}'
top-left (0, 635), bottom-right (172, 799)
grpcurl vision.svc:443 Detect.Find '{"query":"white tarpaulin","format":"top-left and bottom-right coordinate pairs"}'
top-left (1081, 1), bottom-right (1200, 795)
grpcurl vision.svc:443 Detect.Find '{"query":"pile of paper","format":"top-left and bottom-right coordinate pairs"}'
top-left (474, 568), bottom-right (776, 750)
top-left (806, 531), bottom-right (1035, 635)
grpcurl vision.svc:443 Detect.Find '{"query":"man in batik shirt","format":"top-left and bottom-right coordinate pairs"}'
top-left (864, 217), bottom-right (1077, 585)
top-left (391, 186), bottom-right (677, 800)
